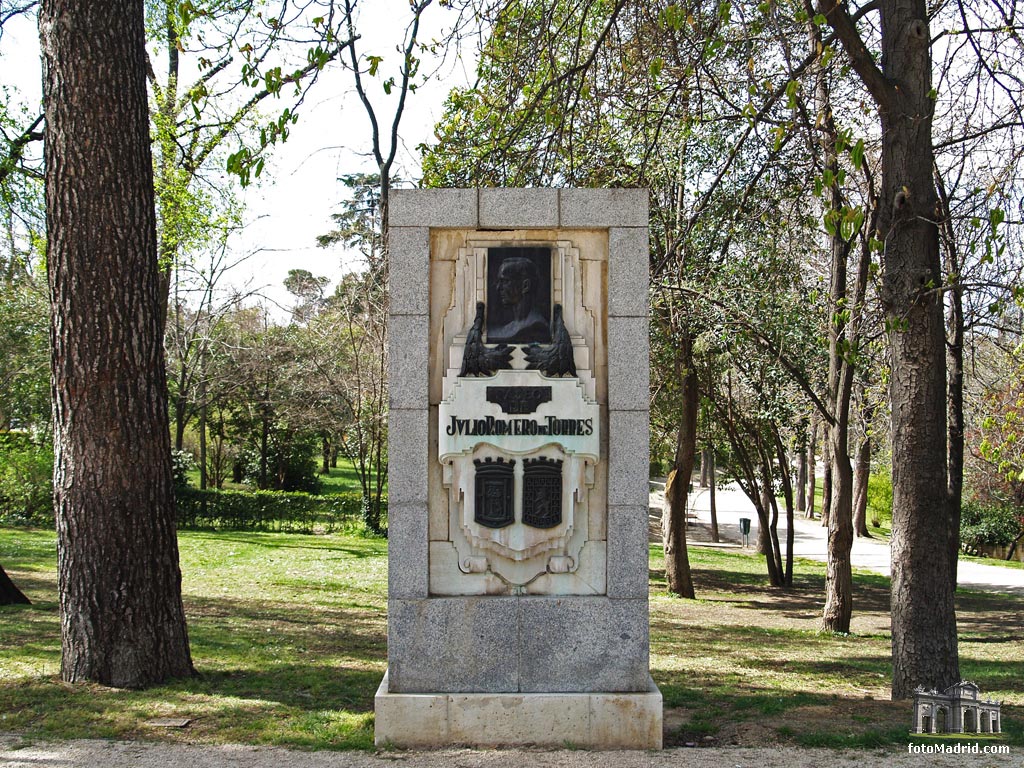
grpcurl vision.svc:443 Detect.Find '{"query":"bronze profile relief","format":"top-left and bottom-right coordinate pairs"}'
top-left (486, 247), bottom-right (552, 344)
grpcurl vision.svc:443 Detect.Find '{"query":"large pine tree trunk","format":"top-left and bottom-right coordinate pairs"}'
top-left (41, 0), bottom-right (195, 687)
top-left (876, 0), bottom-right (959, 699)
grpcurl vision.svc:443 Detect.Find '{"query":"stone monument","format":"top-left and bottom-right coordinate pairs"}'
top-left (376, 188), bottom-right (661, 748)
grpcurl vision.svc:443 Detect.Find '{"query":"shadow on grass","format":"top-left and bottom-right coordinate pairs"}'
top-left (184, 597), bottom-right (385, 665)
top-left (190, 665), bottom-right (380, 709)
top-left (0, 663), bottom-right (381, 749)
top-left (182, 531), bottom-right (386, 558)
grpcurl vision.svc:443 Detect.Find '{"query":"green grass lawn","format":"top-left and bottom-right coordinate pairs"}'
top-left (2, 527), bottom-right (1021, 750)
top-left (960, 547), bottom-right (1024, 570)
top-left (1, 528), bottom-right (386, 748)
top-left (316, 463), bottom-right (373, 495)
top-left (185, 460), bottom-right (374, 497)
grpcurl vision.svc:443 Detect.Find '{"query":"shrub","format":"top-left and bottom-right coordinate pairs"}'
top-left (960, 500), bottom-right (1023, 554)
top-left (866, 472), bottom-right (892, 529)
top-left (171, 449), bottom-right (195, 488)
top-left (238, 433), bottom-right (321, 493)
top-left (176, 486), bottom-right (385, 534)
top-left (0, 433), bottom-right (53, 525)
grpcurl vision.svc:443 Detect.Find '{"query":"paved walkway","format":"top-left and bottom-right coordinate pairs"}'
top-left (2, 737), bottom-right (1016, 768)
top-left (650, 479), bottom-right (1024, 597)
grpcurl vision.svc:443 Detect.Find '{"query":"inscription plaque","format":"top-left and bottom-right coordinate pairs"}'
top-left (486, 386), bottom-right (552, 414)
top-left (473, 457), bottom-right (515, 528)
top-left (522, 457), bottom-right (563, 529)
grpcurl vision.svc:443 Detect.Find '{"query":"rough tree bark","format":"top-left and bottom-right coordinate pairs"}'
top-left (820, 0), bottom-right (959, 697)
top-left (41, 0), bottom-right (195, 687)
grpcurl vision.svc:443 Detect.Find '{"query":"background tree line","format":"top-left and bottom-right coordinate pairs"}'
top-left (422, 0), bottom-right (1024, 698)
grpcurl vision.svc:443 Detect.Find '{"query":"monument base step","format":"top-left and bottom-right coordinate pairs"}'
top-left (374, 671), bottom-right (663, 749)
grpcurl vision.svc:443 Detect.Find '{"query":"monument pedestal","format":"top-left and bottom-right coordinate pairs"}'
top-left (375, 672), bottom-right (662, 749)
top-left (381, 189), bottom-right (658, 750)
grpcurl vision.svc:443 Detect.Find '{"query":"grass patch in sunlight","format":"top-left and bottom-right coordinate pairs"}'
top-left (3, 527), bottom-right (1022, 750)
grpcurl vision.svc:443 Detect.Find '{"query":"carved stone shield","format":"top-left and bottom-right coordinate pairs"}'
top-left (522, 457), bottom-right (563, 529)
top-left (473, 457), bottom-right (515, 528)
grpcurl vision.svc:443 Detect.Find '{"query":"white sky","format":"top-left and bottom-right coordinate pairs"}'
top-left (0, 2), bottom-right (478, 314)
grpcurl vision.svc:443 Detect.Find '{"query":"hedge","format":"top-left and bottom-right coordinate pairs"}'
top-left (960, 500), bottom-right (1023, 554)
top-left (176, 487), bottom-right (386, 534)
top-left (0, 433), bottom-right (54, 526)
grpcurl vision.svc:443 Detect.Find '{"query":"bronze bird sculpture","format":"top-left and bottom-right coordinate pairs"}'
top-left (525, 303), bottom-right (576, 377)
top-left (460, 302), bottom-right (513, 377)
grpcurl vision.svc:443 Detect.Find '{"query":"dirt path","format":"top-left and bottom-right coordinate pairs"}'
top-left (650, 479), bottom-right (1024, 596)
top-left (1, 737), bottom-right (1019, 768)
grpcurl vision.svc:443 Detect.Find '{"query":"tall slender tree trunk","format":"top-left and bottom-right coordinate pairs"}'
top-left (823, 435), bottom-right (854, 632)
top-left (821, 0), bottom-right (960, 702)
top-left (812, 23), bottom-right (857, 632)
top-left (41, 0), bottom-right (194, 687)
top-left (877, 0), bottom-right (959, 698)
top-left (321, 435), bottom-right (331, 475)
top-left (664, 336), bottom-right (697, 599)
top-left (700, 448), bottom-right (712, 487)
top-left (937, 171), bottom-right (964, 587)
top-left (259, 406), bottom-right (269, 490)
top-left (708, 449), bottom-right (720, 543)
top-left (808, 418), bottom-right (817, 519)
top-left (198, 355), bottom-right (208, 490)
top-left (853, 411), bottom-right (872, 537)
top-left (796, 445), bottom-right (807, 515)
top-left (756, 491), bottom-right (772, 556)
top-left (820, 457), bottom-right (832, 527)
top-left (775, 433), bottom-right (795, 586)
top-left (198, 402), bottom-right (208, 491)
top-left (755, 463), bottom-right (784, 587)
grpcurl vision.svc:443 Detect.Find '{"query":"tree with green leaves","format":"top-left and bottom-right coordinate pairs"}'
top-left (0, 269), bottom-right (48, 432)
top-left (312, 174), bottom-right (389, 532)
top-left (816, 0), bottom-right (958, 697)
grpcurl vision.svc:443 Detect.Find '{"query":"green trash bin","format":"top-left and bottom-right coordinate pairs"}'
top-left (739, 517), bottom-right (751, 547)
